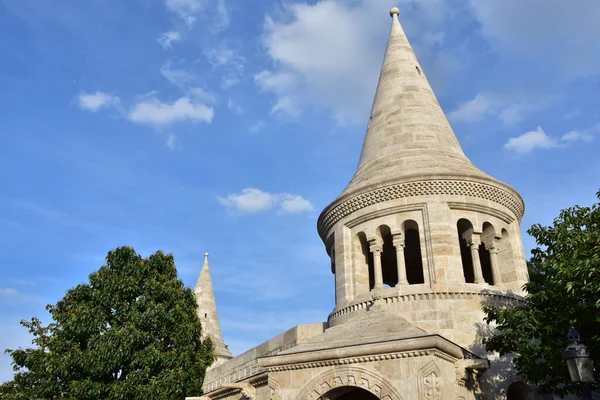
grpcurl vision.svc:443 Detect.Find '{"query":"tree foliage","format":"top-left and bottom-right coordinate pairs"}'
top-left (483, 191), bottom-right (600, 395)
top-left (0, 247), bottom-right (214, 400)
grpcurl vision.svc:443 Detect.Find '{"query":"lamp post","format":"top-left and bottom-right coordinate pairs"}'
top-left (562, 322), bottom-right (596, 399)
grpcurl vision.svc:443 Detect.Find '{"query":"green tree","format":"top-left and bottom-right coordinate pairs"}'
top-left (483, 191), bottom-right (600, 396)
top-left (0, 246), bottom-right (214, 400)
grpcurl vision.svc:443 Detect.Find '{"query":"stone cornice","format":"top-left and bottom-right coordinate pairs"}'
top-left (328, 289), bottom-right (524, 325)
top-left (265, 348), bottom-right (458, 373)
top-left (447, 201), bottom-right (516, 224)
top-left (203, 372), bottom-right (269, 399)
top-left (317, 177), bottom-right (524, 240)
top-left (258, 335), bottom-right (462, 371)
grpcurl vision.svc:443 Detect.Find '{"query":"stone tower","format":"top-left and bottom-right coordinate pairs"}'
top-left (193, 7), bottom-right (533, 400)
top-left (318, 6), bottom-right (528, 346)
top-left (194, 252), bottom-right (233, 367)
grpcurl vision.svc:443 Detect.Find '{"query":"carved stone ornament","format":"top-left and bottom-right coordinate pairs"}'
top-left (418, 361), bottom-right (442, 400)
top-left (297, 366), bottom-right (403, 400)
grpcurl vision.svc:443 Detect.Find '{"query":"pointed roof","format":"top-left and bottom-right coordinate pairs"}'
top-left (338, 7), bottom-right (498, 200)
top-left (194, 253), bottom-right (233, 361)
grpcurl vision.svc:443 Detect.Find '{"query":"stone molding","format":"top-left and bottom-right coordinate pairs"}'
top-left (295, 366), bottom-right (404, 400)
top-left (263, 349), bottom-right (455, 373)
top-left (318, 179), bottom-right (524, 240)
top-left (446, 202), bottom-right (516, 224)
top-left (204, 374), bottom-right (268, 400)
top-left (328, 289), bottom-right (524, 325)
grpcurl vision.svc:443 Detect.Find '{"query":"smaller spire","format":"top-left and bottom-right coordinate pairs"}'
top-left (194, 252), bottom-right (233, 365)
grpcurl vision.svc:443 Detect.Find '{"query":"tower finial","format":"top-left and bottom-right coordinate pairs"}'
top-left (390, 7), bottom-right (400, 17)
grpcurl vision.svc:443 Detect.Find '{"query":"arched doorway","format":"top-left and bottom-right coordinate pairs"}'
top-left (506, 381), bottom-right (531, 400)
top-left (321, 386), bottom-right (378, 400)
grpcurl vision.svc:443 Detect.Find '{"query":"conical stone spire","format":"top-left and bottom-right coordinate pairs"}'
top-left (318, 7), bottom-right (523, 240)
top-left (340, 7), bottom-right (499, 200)
top-left (194, 253), bottom-right (233, 365)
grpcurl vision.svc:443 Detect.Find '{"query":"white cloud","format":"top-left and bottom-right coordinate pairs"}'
top-left (0, 288), bottom-right (18, 296)
top-left (448, 93), bottom-right (553, 126)
top-left (128, 96), bottom-right (213, 126)
top-left (447, 94), bottom-right (496, 123)
top-left (77, 92), bottom-right (120, 112)
top-left (561, 129), bottom-right (595, 143)
top-left (160, 64), bottom-right (216, 103)
top-left (213, 0), bottom-right (229, 32)
top-left (205, 41), bottom-right (245, 89)
top-left (165, 0), bottom-right (204, 27)
top-left (505, 127), bottom-right (558, 154)
top-left (256, 0), bottom-right (454, 123)
top-left (217, 188), bottom-right (313, 215)
top-left (249, 120), bottom-right (266, 133)
top-left (227, 98), bottom-right (243, 115)
top-left (218, 188), bottom-right (278, 213)
top-left (279, 195), bottom-right (314, 214)
top-left (157, 31), bottom-right (182, 49)
top-left (467, 0), bottom-right (600, 79)
top-left (505, 124), bottom-right (596, 154)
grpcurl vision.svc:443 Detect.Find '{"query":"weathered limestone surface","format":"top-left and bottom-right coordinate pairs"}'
top-left (194, 253), bottom-right (233, 365)
top-left (202, 323), bottom-right (327, 394)
top-left (191, 7), bottom-right (535, 400)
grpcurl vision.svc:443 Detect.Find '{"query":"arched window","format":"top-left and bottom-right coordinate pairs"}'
top-left (330, 247), bottom-right (336, 274)
top-left (457, 219), bottom-right (475, 283)
top-left (403, 220), bottom-right (424, 284)
top-left (377, 225), bottom-right (398, 287)
top-left (480, 222), bottom-right (495, 285)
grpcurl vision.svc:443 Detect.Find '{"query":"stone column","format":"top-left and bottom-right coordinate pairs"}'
top-left (369, 241), bottom-right (384, 290)
top-left (488, 243), bottom-right (502, 286)
top-left (392, 235), bottom-right (408, 286)
top-left (468, 235), bottom-right (485, 284)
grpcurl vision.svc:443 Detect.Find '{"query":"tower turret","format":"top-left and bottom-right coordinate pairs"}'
top-left (194, 252), bottom-right (233, 366)
top-left (318, 7), bottom-right (529, 349)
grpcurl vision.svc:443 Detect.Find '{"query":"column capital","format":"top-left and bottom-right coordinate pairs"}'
top-left (488, 245), bottom-right (500, 255)
top-left (368, 238), bottom-right (382, 253)
top-left (466, 233), bottom-right (482, 248)
top-left (392, 238), bottom-right (405, 249)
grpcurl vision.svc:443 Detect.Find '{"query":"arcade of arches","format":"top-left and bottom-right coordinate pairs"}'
top-left (355, 221), bottom-right (425, 291)
top-left (457, 218), bottom-right (511, 286)
top-left (349, 217), bottom-right (516, 290)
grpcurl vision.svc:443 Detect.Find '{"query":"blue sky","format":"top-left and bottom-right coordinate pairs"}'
top-left (1, 0), bottom-right (599, 383)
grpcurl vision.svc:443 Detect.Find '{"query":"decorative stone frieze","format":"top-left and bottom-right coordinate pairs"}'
top-left (318, 179), bottom-right (524, 240)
